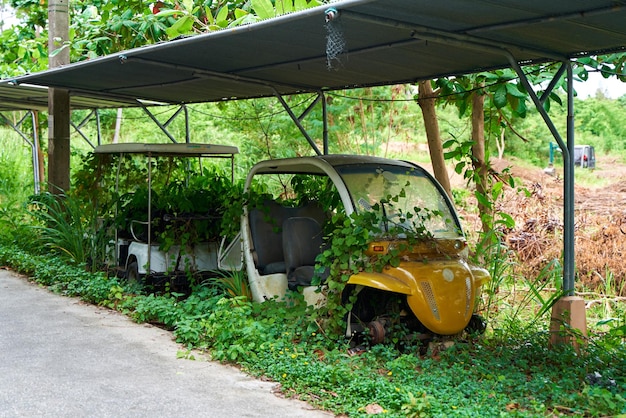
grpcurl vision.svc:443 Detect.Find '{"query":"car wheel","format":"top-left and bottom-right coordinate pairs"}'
top-left (465, 314), bottom-right (487, 335)
top-left (126, 261), bottom-right (141, 285)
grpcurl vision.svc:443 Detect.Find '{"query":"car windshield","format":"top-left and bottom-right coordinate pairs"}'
top-left (336, 163), bottom-right (462, 239)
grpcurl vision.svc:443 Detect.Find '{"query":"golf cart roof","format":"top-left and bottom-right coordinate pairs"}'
top-left (250, 154), bottom-right (419, 175)
top-left (93, 142), bottom-right (239, 157)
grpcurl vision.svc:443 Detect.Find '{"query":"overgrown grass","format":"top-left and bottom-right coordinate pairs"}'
top-left (0, 128), bottom-right (36, 202)
top-left (0, 242), bottom-right (624, 417)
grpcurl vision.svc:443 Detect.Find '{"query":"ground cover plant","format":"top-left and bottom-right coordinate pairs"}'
top-left (0, 230), bottom-right (624, 417)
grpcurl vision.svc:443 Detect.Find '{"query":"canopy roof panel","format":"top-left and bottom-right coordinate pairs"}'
top-left (0, 84), bottom-right (146, 112)
top-left (3, 0), bottom-right (624, 106)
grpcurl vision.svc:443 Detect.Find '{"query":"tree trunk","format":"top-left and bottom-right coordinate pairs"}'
top-left (47, 0), bottom-right (70, 194)
top-left (471, 86), bottom-right (491, 234)
top-left (113, 108), bottom-right (123, 143)
top-left (417, 80), bottom-right (451, 199)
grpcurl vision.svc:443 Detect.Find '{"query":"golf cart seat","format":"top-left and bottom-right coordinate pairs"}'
top-left (282, 216), bottom-right (329, 290)
top-left (249, 199), bottom-right (327, 276)
top-left (249, 199), bottom-right (288, 275)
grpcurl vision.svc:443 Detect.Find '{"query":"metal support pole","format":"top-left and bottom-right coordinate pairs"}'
top-left (564, 63), bottom-right (576, 294)
top-left (0, 111), bottom-right (41, 194)
top-left (540, 64), bottom-right (567, 105)
top-left (95, 109), bottom-right (102, 146)
top-left (30, 111), bottom-right (41, 194)
top-left (509, 58), bottom-right (575, 294)
top-left (321, 91), bottom-right (329, 154)
top-left (147, 152), bottom-right (152, 274)
top-left (163, 105), bottom-right (184, 128)
top-left (114, 154), bottom-right (123, 267)
top-left (70, 119), bottom-right (96, 149)
top-left (297, 94), bottom-right (321, 121)
top-left (184, 104), bottom-right (190, 143)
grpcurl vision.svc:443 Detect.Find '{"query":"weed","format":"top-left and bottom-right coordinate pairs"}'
top-left (401, 392), bottom-right (432, 418)
top-left (176, 349), bottom-right (196, 360)
top-left (207, 269), bottom-right (252, 300)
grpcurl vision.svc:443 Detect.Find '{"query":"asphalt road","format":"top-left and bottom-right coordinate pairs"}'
top-left (0, 269), bottom-right (332, 418)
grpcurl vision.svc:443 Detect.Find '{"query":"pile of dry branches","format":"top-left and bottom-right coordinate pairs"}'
top-left (486, 178), bottom-right (626, 296)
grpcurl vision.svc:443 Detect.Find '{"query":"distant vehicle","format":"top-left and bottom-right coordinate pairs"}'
top-left (573, 145), bottom-right (596, 169)
top-left (547, 143), bottom-right (596, 173)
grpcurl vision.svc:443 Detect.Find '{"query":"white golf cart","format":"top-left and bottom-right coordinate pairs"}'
top-left (94, 142), bottom-right (240, 286)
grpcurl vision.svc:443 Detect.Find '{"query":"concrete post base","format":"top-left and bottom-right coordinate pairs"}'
top-left (549, 296), bottom-right (587, 351)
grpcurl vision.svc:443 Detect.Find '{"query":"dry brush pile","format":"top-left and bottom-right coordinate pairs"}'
top-left (493, 170), bottom-right (626, 296)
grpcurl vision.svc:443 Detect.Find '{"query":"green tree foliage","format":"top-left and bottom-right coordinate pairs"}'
top-left (0, 0), bottom-right (323, 77)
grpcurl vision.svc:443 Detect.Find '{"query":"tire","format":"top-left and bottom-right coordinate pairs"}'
top-left (125, 261), bottom-right (141, 286)
top-left (465, 314), bottom-right (487, 335)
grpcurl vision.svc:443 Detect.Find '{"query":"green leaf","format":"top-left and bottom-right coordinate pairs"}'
top-left (234, 8), bottom-right (249, 19)
top-left (276, 0), bottom-right (293, 14)
top-left (516, 99), bottom-right (527, 118)
top-left (442, 139), bottom-right (457, 148)
top-left (294, 0), bottom-right (310, 11)
top-left (549, 92), bottom-right (562, 106)
top-left (251, 0), bottom-right (276, 20)
top-left (508, 176), bottom-right (516, 188)
top-left (443, 151), bottom-right (456, 160)
top-left (182, 0), bottom-right (193, 12)
top-left (457, 99), bottom-right (468, 117)
top-left (596, 318), bottom-right (618, 326)
top-left (493, 84), bottom-right (507, 109)
top-left (505, 83), bottom-right (527, 98)
top-left (492, 181), bottom-right (503, 197)
top-left (165, 15), bottom-right (194, 38)
top-left (475, 191), bottom-right (492, 209)
top-left (543, 98), bottom-right (551, 112)
top-left (205, 6), bottom-right (214, 25)
top-left (389, 257), bottom-right (401, 268)
top-left (497, 212), bottom-right (515, 229)
top-left (215, 6), bottom-right (229, 25)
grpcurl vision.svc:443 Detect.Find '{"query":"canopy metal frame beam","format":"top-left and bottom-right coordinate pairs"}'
top-left (69, 103), bottom-right (194, 148)
top-left (70, 90), bottom-right (328, 155)
top-left (273, 89), bottom-right (326, 156)
top-left (0, 110), bottom-right (42, 194)
top-left (337, 8), bottom-right (578, 293)
top-left (511, 60), bottom-right (576, 294)
top-left (121, 56), bottom-right (327, 151)
top-left (140, 103), bottom-right (191, 144)
top-left (71, 109), bottom-right (101, 148)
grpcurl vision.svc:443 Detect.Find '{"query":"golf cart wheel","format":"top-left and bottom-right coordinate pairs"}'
top-left (465, 314), bottom-right (487, 335)
top-left (367, 320), bottom-right (386, 345)
top-left (125, 261), bottom-right (141, 285)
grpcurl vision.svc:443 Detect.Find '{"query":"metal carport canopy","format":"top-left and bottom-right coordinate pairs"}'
top-left (2, 0), bottom-right (626, 297)
top-left (4, 0), bottom-right (626, 104)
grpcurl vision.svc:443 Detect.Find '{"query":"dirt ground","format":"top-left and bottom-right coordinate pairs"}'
top-left (458, 155), bottom-right (626, 296)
